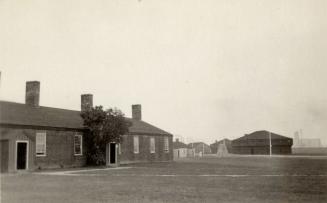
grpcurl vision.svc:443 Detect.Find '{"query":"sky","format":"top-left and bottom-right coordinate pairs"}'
top-left (1, 0), bottom-right (327, 145)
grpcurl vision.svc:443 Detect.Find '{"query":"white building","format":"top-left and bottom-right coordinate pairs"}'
top-left (293, 131), bottom-right (322, 148)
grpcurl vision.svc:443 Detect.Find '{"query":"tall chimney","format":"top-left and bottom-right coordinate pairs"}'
top-left (25, 81), bottom-right (40, 107)
top-left (81, 94), bottom-right (93, 111)
top-left (132, 104), bottom-right (142, 120)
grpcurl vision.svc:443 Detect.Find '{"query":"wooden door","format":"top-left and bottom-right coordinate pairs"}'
top-left (0, 140), bottom-right (9, 172)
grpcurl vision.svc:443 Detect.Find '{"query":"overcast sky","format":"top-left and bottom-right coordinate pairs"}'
top-left (1, 0), bottom-right (326, 145)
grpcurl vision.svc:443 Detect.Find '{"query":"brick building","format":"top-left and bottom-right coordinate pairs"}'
top-left (231, 130), bottom-right (293, 155)
top-left (0, 81), bottom-right (173, 173)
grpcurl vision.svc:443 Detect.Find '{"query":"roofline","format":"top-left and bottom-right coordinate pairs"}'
top-left (232, 130), bottom-right (292, 140)
top-left (0, 101), bottom-right (170, 125)
top-left (188, 142), bottom-right (209, 145)
top-left (0, 123), bottom-right (85, 132)
top-left (0, 100), bottom-right (82, 113)
top-left (0, 123), bottom-right (173, 136)
top-left (0, 101), bottom-right (173, 136)
top-left (127, 132), bottom-right (173, 136)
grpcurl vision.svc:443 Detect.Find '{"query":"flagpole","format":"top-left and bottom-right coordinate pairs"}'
top-left (269, 131), bottom-right (272, 156)
top-left (192, 142), bottom-right (194, 157)
top-left (202, 142), bottom-right (204, 157)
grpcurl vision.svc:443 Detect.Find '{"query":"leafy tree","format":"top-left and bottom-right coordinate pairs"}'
top-left (80, 106), bottom-right (130, 165)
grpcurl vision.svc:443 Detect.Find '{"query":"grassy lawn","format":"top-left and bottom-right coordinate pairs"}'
top-left (1, 156), bottom-right (327, 203)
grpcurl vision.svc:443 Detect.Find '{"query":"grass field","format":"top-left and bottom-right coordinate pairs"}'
top-left (1, 156), bottom-right (327, 203)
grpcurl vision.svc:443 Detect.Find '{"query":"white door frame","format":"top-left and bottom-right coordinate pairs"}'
top-left (15, 140), bottom-right (29, 170)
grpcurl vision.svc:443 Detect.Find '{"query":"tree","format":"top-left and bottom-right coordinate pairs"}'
top-left (80, 106), bottom-right (130, 165)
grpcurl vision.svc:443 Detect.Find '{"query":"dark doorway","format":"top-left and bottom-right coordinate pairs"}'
top-left (110, 143), bottom-right (116, 164)
top-left (250, 148), bottom-right (254, 154)
top-left (0, 140), bottom-right (9, 172)
top-left (17, 142), bottom-right (28, 170)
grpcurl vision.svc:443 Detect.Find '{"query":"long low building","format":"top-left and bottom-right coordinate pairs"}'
top-left (0, 81), bottom-right (173, 173)
top-left (231, 130), bottom-right (293, 155)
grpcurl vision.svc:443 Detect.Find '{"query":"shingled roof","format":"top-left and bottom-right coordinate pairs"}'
top-left (0, 101), bottom-right (171, 135)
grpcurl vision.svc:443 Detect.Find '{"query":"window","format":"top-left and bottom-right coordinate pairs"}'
top-left (150, 137), bottom-right (155, 153)
top-left (74, 134), bottom-right (83, 156)
top-left (133, 136), bottom-right (139, 154)
top-left (36, 132), bottom-right (46, 156)
top-left (164, 137), bottom-right (169, 152)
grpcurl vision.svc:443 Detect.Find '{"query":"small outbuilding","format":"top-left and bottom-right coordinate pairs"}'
top-left (173, 139), bottom-right (191, 158)
top-left (231, 130), bottom-right (293, 155)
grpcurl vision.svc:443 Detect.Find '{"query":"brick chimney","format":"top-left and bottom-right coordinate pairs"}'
top-left (25, 81), bottom-right (40, 107)
top-left (132, 104), bottom-right (142, 120)
top-left (81, 94), bottom-right (93, 111)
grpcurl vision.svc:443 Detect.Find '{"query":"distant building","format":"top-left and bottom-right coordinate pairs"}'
top-left (173, 138), bottom-right (193, 158)
top-left (231, 130), bottom-right (293, 155)
top-left (292, 131), bottom-right (326, 155)
top-left (210, 139), bottom-right (232, 154)
top-left (187, 142), bottom-right (211, 157)
top-left (293, 131), bottom-right (322, 148)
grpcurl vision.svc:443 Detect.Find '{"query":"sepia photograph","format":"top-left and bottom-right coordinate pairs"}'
top-left (0, 0), bottom-right (327, 202)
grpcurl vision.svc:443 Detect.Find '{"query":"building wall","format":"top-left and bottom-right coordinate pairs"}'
top-left (0, 126), bottom-right (86, 172)
top-left (273, 146), bottom-right (292, 154)
top-left (232, 138), bottom-right (292, 147)
top-left (231, 145), bottom-right (292, 155)
top-left (0, 140), bottom-right (9, 172)
top-left (173, 148), bottom-right (188, 159)
top-left (119, 134), bottom-right (173, 164)
top-left (34, 129), bottom-right (86, 169)
top-left (193, 144), bottom-right (211, 155)
top-left (1, 126), bottom-right (173, 172)
top-left (231, 136), bottom-right (293, 155)
top-left (187, 148), bottom-right (195, 157)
